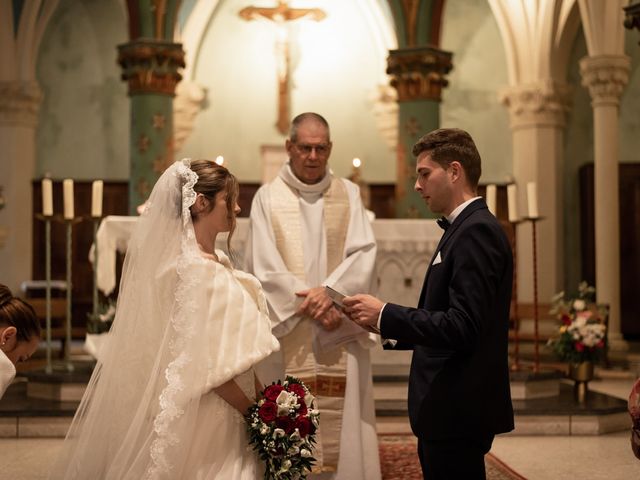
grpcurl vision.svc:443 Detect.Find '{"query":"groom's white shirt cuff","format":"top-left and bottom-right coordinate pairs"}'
top-left (377, 304), bottom-right (397, 347)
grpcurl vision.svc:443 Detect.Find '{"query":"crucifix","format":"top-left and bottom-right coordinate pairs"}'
top-left (239, 1), bottom-right (326, 134)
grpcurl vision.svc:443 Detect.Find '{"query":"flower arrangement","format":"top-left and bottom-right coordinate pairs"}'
top-left (246, 376), bottom-right (319, 479)
top-left (547, 281), bottom-right (607, 364)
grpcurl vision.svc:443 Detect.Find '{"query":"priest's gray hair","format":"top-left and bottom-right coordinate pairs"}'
top-left (289, 112), bottom-right (331, 143)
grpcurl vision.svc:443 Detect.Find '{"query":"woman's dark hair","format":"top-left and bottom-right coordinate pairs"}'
top-left (189, 159), bottom-right (240, 260)
top-left (0, 284), bottom-right (41, 342)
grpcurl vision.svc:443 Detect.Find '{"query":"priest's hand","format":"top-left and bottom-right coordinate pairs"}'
top-left (317, 307), bottom-right (343, 331)
top-left (295, 287), bottom-right (333, 320)
top-left (343, 294), bottom-right (384, 330)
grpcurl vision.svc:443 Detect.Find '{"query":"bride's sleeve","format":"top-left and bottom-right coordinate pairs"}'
top-left (201, 263), bottom-right (280, 391)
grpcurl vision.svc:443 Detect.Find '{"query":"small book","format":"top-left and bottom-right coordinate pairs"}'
top-left (325, 285), bottom-right (346, 308)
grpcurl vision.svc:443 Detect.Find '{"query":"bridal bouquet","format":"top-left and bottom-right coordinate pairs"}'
top-left (246, 376), bottom-right (319, 479)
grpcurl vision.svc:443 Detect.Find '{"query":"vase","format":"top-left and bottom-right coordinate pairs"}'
top-left (569, 361), bottom-right (594, 403)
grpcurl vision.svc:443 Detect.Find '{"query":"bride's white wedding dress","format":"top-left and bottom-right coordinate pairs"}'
top-left (49, 160), bottom-right (279, 479)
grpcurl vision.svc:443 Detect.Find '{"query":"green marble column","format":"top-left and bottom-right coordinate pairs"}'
top-left (118, 1), bottom-right (184, 213)
top-left (387, 46), bottom-right (452, 218)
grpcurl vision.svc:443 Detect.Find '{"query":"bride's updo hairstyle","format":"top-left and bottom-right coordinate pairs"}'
top-left (0, 284), bottom-right (40, 343)
top-left (189, 159), bottom-right (240, 254)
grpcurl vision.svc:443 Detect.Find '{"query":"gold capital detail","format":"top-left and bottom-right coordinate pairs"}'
top-left (387, 47), bottom-right (453, 102)
top-left (117, 40), bottom-right (185, 96)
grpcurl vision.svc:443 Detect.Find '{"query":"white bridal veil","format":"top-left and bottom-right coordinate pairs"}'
top-left (51, 160), bottom-right (279, 479)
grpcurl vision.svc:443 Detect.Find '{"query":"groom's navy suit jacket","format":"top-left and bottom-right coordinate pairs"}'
top-left (381, 198), bottom-right (514, 440)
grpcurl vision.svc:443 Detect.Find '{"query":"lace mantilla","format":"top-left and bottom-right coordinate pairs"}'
top-left (145, 159), bottom-right (201, 479)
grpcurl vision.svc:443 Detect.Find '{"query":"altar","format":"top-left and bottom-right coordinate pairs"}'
top-left (94, 216), bottom-right (443, 307)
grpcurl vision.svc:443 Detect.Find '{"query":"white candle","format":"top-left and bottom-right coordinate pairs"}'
top-left (507, 184), bottom-right (518, 223)
top-left (91, 180), bottom-right (103, 218)
top-left (485, 184), bottom-right (497, 216)
top-left (42, 178), bottom-right (53, 216)
top-left (527, 181), bottom-right (539, 219)
top-left (63, 179), bottom-right (74, 220)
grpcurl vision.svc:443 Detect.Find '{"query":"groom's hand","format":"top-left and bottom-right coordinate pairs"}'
top-left (295, 287), bottom-right (333, 320)
top-left (343, 294), bottom-right (384, 330)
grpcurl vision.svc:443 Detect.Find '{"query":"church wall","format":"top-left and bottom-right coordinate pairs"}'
top-left (439, 0), bottom-right (512, 185)
top-left (175, 0), bottom-right (396, 184)
top-left (35, 0), bottom-right (129, 181)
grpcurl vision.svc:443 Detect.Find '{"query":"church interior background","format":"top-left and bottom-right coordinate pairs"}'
top-left (1, 0), bottom-right (640, 478)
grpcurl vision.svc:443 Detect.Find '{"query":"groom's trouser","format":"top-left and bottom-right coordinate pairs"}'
top-left (417, 433), bottom-right (494, 480)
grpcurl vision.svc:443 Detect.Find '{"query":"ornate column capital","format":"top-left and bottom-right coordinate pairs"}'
top-left (117, 40), bottom-right (186, 96)
top-left (0, 81), bottom-right (42, 127)
top-left (579, 55), bottom-right (630, 107)
top-left (499, 81), bottom-right (572, 130)
top-left (386, 46), bottom-right (453, 102)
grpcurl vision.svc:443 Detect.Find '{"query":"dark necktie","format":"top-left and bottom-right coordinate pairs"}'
top-left (436, 216), bottom-right (450, 231)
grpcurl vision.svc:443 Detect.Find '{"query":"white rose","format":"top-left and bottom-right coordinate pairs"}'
top-left (273, 428), bottom-right (286, 438)
top-left (289, 429), bottom-right (301, 442)
top-left (260, 424), bottom-right (270, 435)
top-left (280, 460), bottom-right (292, 472)
top-left (573, 299), bottom-right (586, 311)
top-left (301, 448), bottom-right (312, 458)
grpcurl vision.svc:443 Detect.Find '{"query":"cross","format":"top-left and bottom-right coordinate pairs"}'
top-left (239, 1), bottom-right (326, 134)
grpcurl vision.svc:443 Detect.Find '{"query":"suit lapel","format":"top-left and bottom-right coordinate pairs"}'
top-left (417, 199), bottom-right (488, 307)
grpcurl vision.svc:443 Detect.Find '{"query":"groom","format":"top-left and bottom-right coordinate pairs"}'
top-left (344, 128), bottom-right (514, 479)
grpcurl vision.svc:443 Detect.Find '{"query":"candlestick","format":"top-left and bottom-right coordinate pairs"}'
top-left (42, 178), bottom-right (53, 217)
top-left (527, 181), bottom-right (539, 219)
top-left (91, 180), bottom-right (103, 218)
top-left (44, 218), bottom-right (52, 373)
top-left (64, 219), bottom-right (74, 372)
top-left (485, 184), bottom-right (497, 216)
top-left (63, 179), bottom-right (74, 220)
top-left (507, 184), bottom-right (519, 222)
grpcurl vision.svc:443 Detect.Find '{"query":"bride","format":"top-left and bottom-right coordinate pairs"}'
top-left (51, 159), bottom-right (280, 479)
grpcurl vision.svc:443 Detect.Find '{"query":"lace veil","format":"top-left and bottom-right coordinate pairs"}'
top-left (50, 160), bottom-right (277, 479)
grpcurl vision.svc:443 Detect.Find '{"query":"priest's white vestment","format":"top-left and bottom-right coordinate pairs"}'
top-left (245, 163), bottom-right (381, 480)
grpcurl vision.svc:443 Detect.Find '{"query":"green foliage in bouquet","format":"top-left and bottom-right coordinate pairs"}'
top-left (546, 281), bottom-right (607, 364)
top-left (246, 375), bottom-right (319, 480)
top-left (86, 299), bottom-right (116, 334)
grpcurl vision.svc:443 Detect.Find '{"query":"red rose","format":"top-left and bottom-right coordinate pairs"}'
top-left (264, 384), bottom-right (284, 402)
top-left (288, 383), bottom-right (306, 399)
top-left (596, 340), bottom-right (605, 348)
top-left (561, 314), bottom-right (572, 325)
top-left (295, 416), bottom-right (313, 437)
top-left (276, 415), bottom-right (295, 434)
top-left (575, 342), bottom-right (585, 352)
top-left (258, 401), bottom-right (277, 423)
top-left (297, 400), bottom-right (308, 416)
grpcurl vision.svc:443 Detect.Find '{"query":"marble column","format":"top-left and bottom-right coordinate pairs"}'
top-left (579, 55), bottom-right (630, 348)
top-left (387, 46), bottom-right (452, 218)
top-left (499, 82), bottom-right (571, 304)
top-left (117, 40), bottom-right (185, 213)
top-left (0, 82), bottom-right (42, 292)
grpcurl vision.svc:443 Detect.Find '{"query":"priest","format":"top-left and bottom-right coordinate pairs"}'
top-left (245, 112), bottom-right (381, 479)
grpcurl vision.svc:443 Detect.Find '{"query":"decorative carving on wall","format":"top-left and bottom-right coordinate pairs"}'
top-left (386, 46), bottom-right (453, 102)
top-left (499, 81), bottom-right (572, 129)
top-left (0, 81), bottom-right (42, 127)
top-left (173, 81), bottom-right (206, 152)
top-left (579, 56), bottom-right (631, 107)
top-left (370, 84), bottom-right (398, 152)
top-left (117, 40), bottom-right (185, 96)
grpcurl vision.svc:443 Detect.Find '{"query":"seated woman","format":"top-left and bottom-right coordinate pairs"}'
top-left (50, 159), bottom-right (280, 479)
top-left (0, 284), bottom-right (41, 398)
